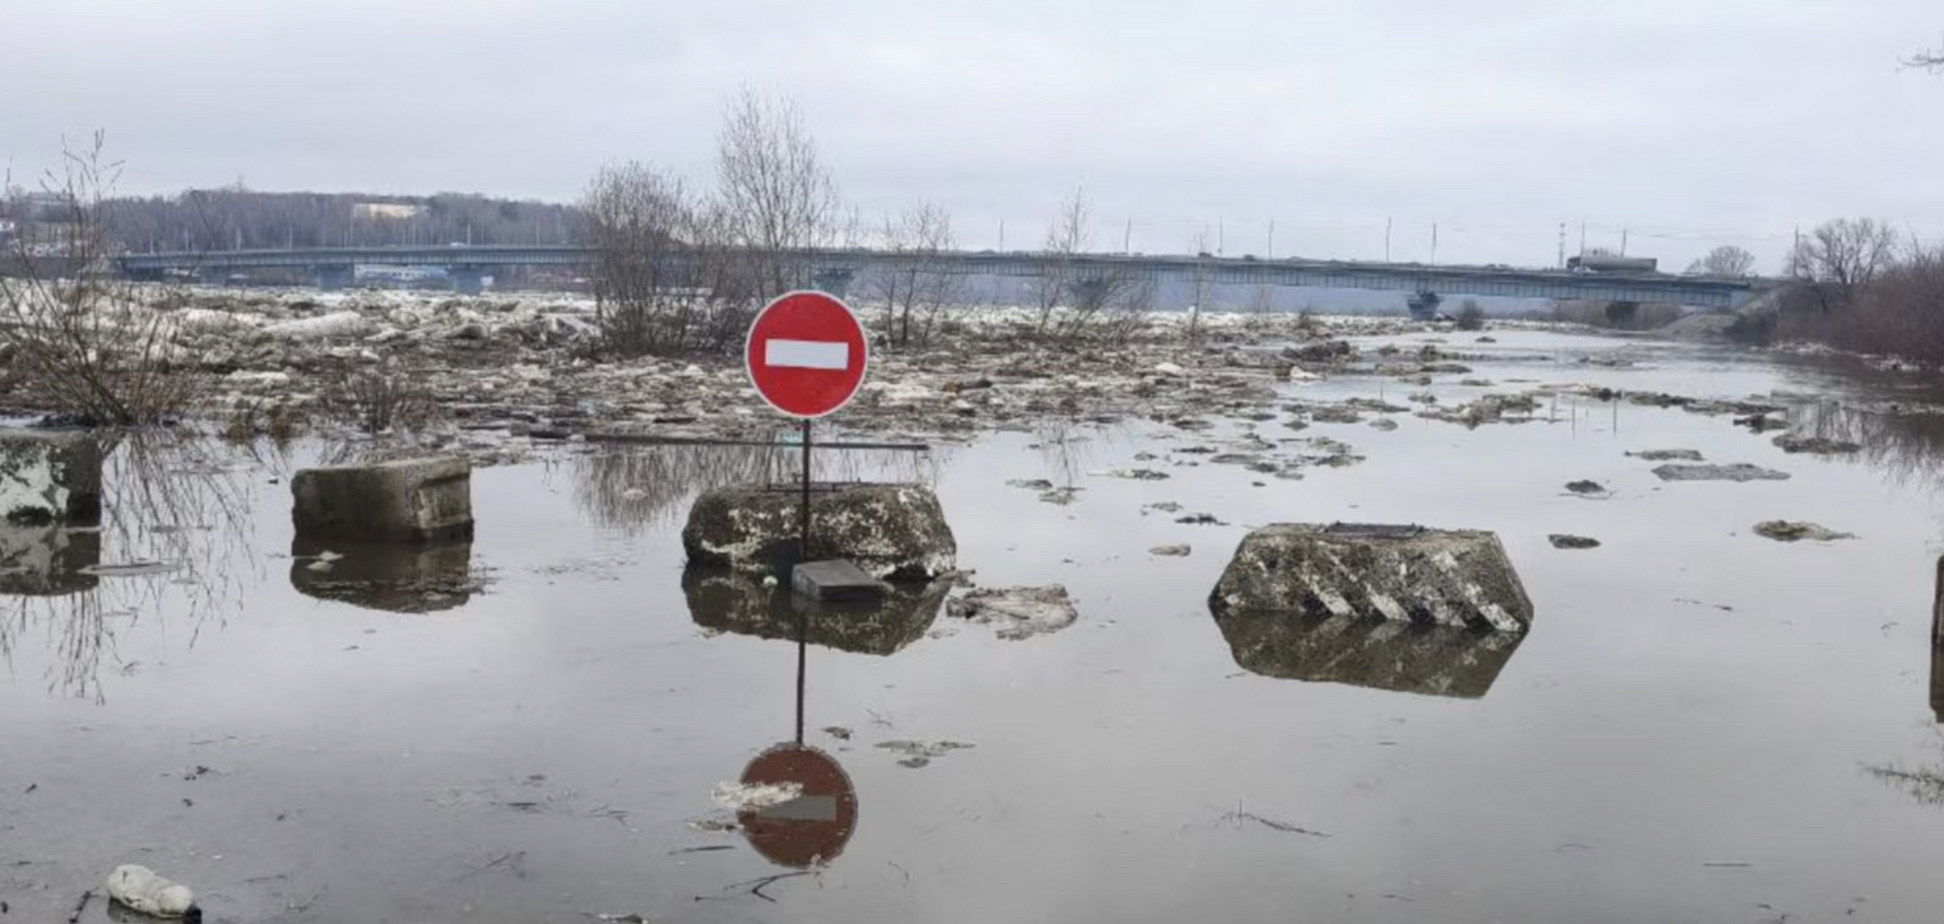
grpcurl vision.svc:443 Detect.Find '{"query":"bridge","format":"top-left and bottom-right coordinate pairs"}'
top-left (115, 245), bottom-right (1764, 308)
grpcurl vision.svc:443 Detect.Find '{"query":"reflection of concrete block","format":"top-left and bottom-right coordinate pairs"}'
top-left (0, 526), bottom-right (100, 596)
top-left (0, 430), bottom-right (102, 526)
top-left (682, 483), bottom-right (955, 580)
top-left (1210, 523), bottom-right (1533, 631)
top-left (684, 566), bottom-right (945, 656)
top-left (792, 560), bottom-right (891, 602)
top-left (290, 538), bottom-right (474, 613)
top-left (291, 457), bottom-right (472, 542)
top-left (1212, 610), bottom-right (1525, 699)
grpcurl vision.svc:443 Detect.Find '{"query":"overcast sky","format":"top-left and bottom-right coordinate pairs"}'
top-left (4, 0), bottom-right (1942, 268)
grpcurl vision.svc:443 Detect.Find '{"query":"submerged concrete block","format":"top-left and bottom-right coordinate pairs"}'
top-left (289, 537), bottom-right (476, 614)
top-left (1213, 611), bottom-right (1526, 698)
top-left (792, 560), bottom-right (892, 602)
top-left (1209, 523), bottom-right (1533, 632)
top-left (291, 457), bottom-right (473, 543)
top-left (0, 430), bottom-right (103, 526)
top-left (684, 566), bottom-right (947, 656)
top-left (682, 483), bottom-right (956, 580)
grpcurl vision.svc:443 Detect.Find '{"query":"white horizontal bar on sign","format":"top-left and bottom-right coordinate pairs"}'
top-left (765, 338), bottom-right (850, 370)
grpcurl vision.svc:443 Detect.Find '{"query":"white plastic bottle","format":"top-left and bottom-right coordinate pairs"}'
top-left (104, 864), bottom-right (201, 921)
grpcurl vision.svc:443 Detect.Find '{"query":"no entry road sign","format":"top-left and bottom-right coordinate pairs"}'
top-left (745, 290), bottom-right (869, 419)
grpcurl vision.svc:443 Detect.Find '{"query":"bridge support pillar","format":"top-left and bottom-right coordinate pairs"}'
top-left (451, 266), bottom-right (486, 296)
top-left (316, 264), bottom-right (355, 291)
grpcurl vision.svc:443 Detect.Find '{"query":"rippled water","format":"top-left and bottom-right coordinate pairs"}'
top-left (8, 330), bottom-right (1944, 923)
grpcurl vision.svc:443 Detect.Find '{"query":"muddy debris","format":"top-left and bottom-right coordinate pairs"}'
top-left (1308, 405), bottom-right (1364, 425)
top-left (1734, 413), bottom-right (1791, 433)
top-left (1368, 418), bottom-right (1400, 432)
top-left (1037, 487), bottom-right (1082, 505)
top-left (1772, 433), bottom-right (1863, 455)
top-left (946, 585), bottom-right (1079, 640)
top-left (1548, 534), bottom-right (1602, 550)
top-left (1652, 463), bottom-right (1792, 483)
top-left (1753, 521), bottom-right (1856, 542)
top-left (1094, 468), bottom-right (1171, 481)
top-left (1629, 449), bottom-right (1705, 462)
top-left (1149, 544), bottom-right (1193, 557)
top-left (875, 740), bottom-right (975, 769)
top-left (1564, 480), bottom-right (1610, 497)
top-left (1419, 392), bottom-right (1542, 428)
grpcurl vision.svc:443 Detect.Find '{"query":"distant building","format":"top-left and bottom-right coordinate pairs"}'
top-left (353, 202), bottom-right (423, 221)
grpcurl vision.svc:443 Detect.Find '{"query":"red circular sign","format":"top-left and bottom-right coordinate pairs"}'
top-left (744, 290), bottom-right (869, 419)
top-left (737, 743), bottom-right (858, 868)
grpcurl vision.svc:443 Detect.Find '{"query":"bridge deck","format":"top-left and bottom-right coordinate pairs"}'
top-left (116, 245), bottom-right (1762, 308)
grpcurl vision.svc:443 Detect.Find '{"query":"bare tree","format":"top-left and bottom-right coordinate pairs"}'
top-left (1789, 218), bottom-right (1900, 310)
top-left (1685, 244), bottom-right (1757, 277)
top-left (715, 87), bottom-right (840, 297)
top-left (1033, 187), bottom-right (1090, 336)
top-left (0, 134), bottom-right (206, 424)
top-left (869, 201), bottom-right (962, 348)
top-left (583, 161), bottom-right (701, 355)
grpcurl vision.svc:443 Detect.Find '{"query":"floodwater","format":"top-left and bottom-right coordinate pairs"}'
top-left (9, 329), bottom-right (1944, 923)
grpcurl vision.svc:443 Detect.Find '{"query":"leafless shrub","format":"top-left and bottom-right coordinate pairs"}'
top-left (1775, 248), bottom-right (1944, 361)
top-left (320, 361), bottom-right (438, 434)
top-left (868, 201), bottom-right (963, 348)
top-left (1551, 299), bottom-right (1683, 331)
top-left (1455, 300), bottom-right (1487, 331)
top-left (0, 134), bottom-right (208, 424)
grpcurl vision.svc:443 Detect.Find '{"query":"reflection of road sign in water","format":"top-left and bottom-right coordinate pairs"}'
top-left (744, 290), bottom-right (869, 419)
top-left (738, 743), bottom-right (858, 868)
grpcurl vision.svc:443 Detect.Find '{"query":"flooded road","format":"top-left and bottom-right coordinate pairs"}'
top-left (8, 329), bottom-right (1944, 923)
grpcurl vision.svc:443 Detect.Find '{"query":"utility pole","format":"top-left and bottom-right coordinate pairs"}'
top-left (1123, 218), bottom-right (1132, 254)
top-left (1578, 222), bottom-right (1586, 256)
top-left (1430, 222), bottom-right (1439, 265)
top-left (1267, 219), bottom-right (1275, 258)
top-left (1218, 219), bottom-right (1225, 256)
top-left (998, 219), bottom-right (1005, 251)
top-left (1620, 226), bottom-right (1629, 256)
top-left (1384, 217), bottom-right (1392, 262)
top-left (1557, 222), bottom-right (1566, 269)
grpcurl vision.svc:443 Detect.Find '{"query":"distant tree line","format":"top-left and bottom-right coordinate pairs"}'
top-left (67, 187), bottom-right (580, 252)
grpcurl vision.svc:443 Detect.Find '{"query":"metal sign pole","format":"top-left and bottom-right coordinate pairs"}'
top-left (799, 418), bottom-right (813, 562)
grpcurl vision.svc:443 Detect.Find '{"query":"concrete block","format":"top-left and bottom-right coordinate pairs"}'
top-left (792, 560), bottom-right (892, 602)
top-left (291, 456), bottom-right (473, 543)
top-left (1212, 610), bottom-right (1526, 698)
top-left (0, 429), bottom-right (103, 526)
top-left (683, 566), bottom-right (947, 656)
top-left (682, 483), bottom-right (956, 581)
top-left (289, 537), bottom-right (475, 613)
top-left (1208, 523), bottom-right (1533, 632)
